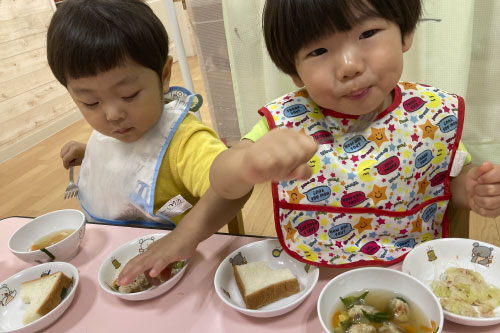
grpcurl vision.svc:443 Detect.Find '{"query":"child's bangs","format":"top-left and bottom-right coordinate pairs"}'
top-left (62, 29), bottom-right (129, 81)
top-left (300, 0), bottom-right (382, 44)
top-left (47, 0), bottom-right (170, 86)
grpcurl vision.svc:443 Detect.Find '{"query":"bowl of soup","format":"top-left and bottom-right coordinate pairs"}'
top-left (8, 209), bottom-right (86, 264)
top-left (317, 267), bottom-right (443, 333)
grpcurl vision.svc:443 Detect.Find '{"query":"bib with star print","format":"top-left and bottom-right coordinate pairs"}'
top-left (259, 82), bottom-right (465, 267)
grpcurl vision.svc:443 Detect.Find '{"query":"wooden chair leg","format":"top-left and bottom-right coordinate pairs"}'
top-left (448, 201), bottom-right (470, 238)
top-left (227, 210), bottom-right (245, 235)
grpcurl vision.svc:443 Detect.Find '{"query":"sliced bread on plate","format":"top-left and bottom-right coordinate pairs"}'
top-left (21, 271), bottom-right (73, 324)
top-left (233, 261), bottom-right (300, 309)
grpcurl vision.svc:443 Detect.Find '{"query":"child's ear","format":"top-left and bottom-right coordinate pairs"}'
top-left (291, 74), bottom-right (305, 88)
top-left (402, 30), bottom-right (415, 53)
top-left (162, 56), bottom-right (174, 92)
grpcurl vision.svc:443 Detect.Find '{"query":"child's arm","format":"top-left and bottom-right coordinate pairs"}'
top-left (116, 187), bottom-right (250, 286)
top-left (210, 128), bottom-right (318, 200)
top-left (450, 162), bottom-right (500, 217)
top-left (60, 141), bottom-right (86, 169)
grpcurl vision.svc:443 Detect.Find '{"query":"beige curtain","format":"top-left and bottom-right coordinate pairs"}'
top-left (221, 0), bottom-right (500, 164)
top-left (403, 0), bottom-right (500, 165)
top-left (221, 0), bottom-right (294, 135)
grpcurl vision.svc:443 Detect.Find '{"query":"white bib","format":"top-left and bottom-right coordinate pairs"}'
top-left (78, 88), bottom-right (201, 228)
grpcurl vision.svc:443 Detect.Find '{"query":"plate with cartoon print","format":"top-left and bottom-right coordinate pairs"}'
top-left (403, 238), bottom-right (500, 326)
top-left (98, 233), bottom-right (189, 301)
top-left (214, 239), bottom-right (319, 317)
top-left (0, 262), bottom-right (79, 333)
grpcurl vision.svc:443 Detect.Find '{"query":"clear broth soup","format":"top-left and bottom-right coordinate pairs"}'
top-left (332, 289), bottom-right (437, 333)
top-left (30, 229), bottom-right (75, 251)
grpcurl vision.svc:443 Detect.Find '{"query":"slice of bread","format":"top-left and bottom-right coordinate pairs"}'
top-left (21, 271), bottom-right (73, 324)
top-left (233, 261), bottom-right (300, 309)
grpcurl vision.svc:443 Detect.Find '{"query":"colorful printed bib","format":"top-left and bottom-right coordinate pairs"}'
top-left (78, 87), bottom-right (202, 229)
top-left (260, 82), bottom-right (465, 267)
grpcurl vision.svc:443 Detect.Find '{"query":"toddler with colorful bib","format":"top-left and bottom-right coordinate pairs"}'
top-left (210, 0), bottom-right (500, 267)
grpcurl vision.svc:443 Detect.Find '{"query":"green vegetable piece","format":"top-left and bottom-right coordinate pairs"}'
top-left (40, 248), bottom-right (55, 260)
top-left (173, 261), bottom-right (185, 270)
top-left (340, 320), bottom-right (352, 331)
top-left (362, 310), bottom-right (391, 323)
top-left (395, 296), bottom-right (408, 304)
top-left (60, 287), bottom-right (68, 299)
top-left (340, 291), bottom-right (369, 309)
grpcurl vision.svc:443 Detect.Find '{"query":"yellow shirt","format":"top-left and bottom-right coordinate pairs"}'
top-left (243, 117), bottom-right (471, 165)
top-left (154, 113), bottom-right (227, 223)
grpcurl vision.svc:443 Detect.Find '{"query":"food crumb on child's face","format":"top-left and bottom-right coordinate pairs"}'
top-left (292, 17), bottom-right (413, 117)
top-left (66, 58), bottom-right (168, 143)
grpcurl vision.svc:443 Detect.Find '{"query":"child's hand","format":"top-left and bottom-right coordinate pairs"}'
top-left (209, 128), bottom-right (319, 200)
top-left (241, 128), bottom-right (318, 185)
top-left (116, 231), bottom-right (196, 287)
top-left (60, 141), bottom-right (86, 169)
top-left (465, 162), bottom-right (500, 218)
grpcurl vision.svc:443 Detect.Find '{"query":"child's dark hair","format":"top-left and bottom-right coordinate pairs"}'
top-left (47, 0), bottom-right (169, 87)
top-left (263, 0), bottom-right (422, 76)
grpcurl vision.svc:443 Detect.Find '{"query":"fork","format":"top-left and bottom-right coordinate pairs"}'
top-left (64, 162), bottom-right (79, 200)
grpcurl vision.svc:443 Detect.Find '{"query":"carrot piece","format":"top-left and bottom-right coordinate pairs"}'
top-left (402, 325), bottom-right (416, 333)
top-left (30, 245), bottom-right (39, 251)
top-left (421, 325), bottom-right (434, 332)
top-left (431, 320), bottom-right (438, 331)
top-left (332, 311), bottom-right (341, 328)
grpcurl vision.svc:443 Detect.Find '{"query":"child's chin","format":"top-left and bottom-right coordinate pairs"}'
top-left (113, 134), bottom-right (139, 143)
top-left (111, 129), bottom-right (143, 142)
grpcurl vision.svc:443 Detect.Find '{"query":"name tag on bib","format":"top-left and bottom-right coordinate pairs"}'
top-left (157, 194), bottom-right (193, 218)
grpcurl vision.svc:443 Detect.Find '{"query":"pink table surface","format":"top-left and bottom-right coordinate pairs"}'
top-left (1, 217), bottom-right (496, 333)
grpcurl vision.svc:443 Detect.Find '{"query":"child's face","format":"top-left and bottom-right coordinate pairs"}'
top-left (291, 17), bottom-right (413, 116)
top-left (67, 58), bottom-right (172, 143)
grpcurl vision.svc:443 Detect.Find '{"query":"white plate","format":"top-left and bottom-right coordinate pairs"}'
top-left (402, 238), bottom-right (500, 326)
top-left (98, 233), bottom-right (188, 301)
top-left (214, 239), bottom-right (319, 317)
top-left (0, 262), bottom-right (79, 333)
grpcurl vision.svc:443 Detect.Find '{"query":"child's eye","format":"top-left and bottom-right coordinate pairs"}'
top-left (123, 91), bottom-right (140, 100)
top-left (82, 101), bottom-right (99, 108)
top-left (309, 48), bottom-right (327, 57)
top-left (360, 29), bottom-right (378, 39)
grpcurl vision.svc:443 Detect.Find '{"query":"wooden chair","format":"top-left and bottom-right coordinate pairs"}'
top-left (227, 210), bottom-right (245, 235)
top-left (448, 201), bottom-right (470, 238)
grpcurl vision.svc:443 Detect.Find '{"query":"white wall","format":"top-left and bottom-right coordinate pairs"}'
top-left (147, 0), bottom-right (196, 62)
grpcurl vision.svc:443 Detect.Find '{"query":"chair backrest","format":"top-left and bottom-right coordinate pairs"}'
top-left (227, 210), bottom-right (245, 235)
top-left (447, 202), bottom-right (470, 238)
